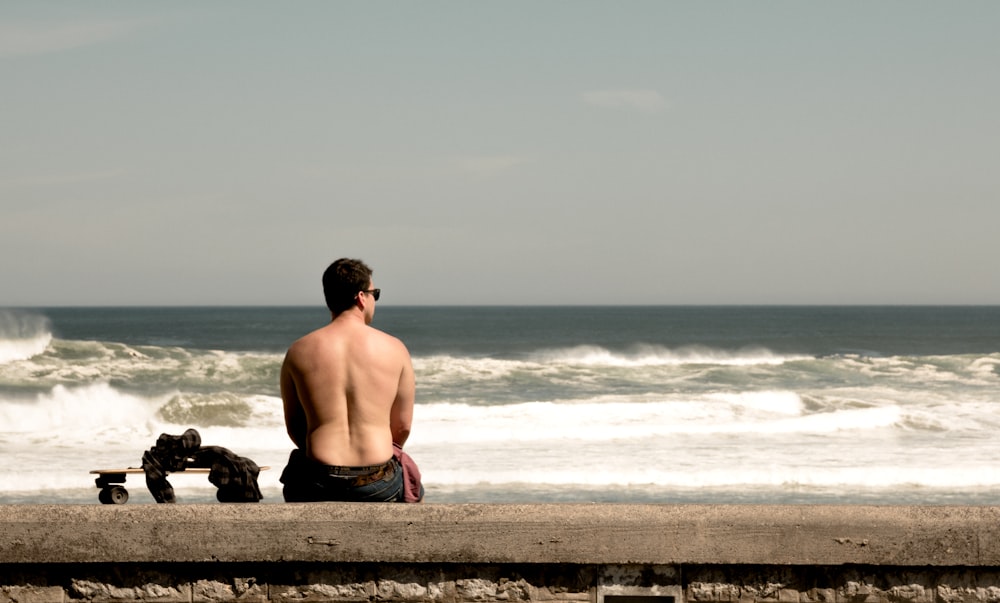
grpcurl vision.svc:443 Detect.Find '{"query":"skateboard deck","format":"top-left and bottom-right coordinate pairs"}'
top-left (90, 466), bottom-right (268, 504)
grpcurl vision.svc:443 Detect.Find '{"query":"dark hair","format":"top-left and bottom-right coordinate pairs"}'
top-left (322, 258), bottom-right (373, 314)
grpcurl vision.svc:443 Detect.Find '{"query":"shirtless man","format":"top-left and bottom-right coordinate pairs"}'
top-left (279, 258), bottom-right (416, 502)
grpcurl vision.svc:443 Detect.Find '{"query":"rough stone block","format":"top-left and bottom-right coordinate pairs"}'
top-left (498, 579), bottom-right (532, 602)
top-left (425, 581), bottom-right (454, 603)
top-left (375, 579), bottom-right (430, 602)
top-left (937, 586), bottom-right (1000, 603)
top-left (687, 582), bottom-right (739, 602)
top-left (192, 578), bottom-right (267, 602)
top-left (741, 583), bottom-right (785, 602)
top-left (885, 585), bottom-right (930, 603)
top-left (0, 585), bottom-right (66, 603)
top-left (801, 588), bottom-right (836, 603)
top-left (270, 582), bottom-right (372, 603)
top-left (67, 579), bottom-right (190, 602)
top-left (778, 588), bottom-right (800, 603)
top-left (455, 578), bottom-right (520, 602)
top-left (837, 582), bottom-right (887, 603)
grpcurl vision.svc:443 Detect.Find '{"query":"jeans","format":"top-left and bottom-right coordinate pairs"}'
top-left (280, 449), bottom-right (404, 503)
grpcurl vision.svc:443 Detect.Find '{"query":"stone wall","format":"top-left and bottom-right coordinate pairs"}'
top-left (3, 505), bottom-right (1000, 603)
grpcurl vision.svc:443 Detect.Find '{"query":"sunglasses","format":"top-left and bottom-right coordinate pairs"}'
top-left (362, 288), bottom-right (381, 301)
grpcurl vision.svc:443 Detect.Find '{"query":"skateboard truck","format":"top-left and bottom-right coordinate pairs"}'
top-left (93, 471), bottom-right (133, 504)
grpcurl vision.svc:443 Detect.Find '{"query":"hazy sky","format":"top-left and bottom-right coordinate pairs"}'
top-left (3, 2), bottom-right (998, 306)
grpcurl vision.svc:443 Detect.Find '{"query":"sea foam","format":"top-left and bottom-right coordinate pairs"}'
top-left (0, 310), bottom-right (52, 363)
top-left (532, 344), bottom-right (809, 366)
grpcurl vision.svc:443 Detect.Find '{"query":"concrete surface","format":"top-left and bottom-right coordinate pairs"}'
top-left (3, 504), bottom-right (999, 566)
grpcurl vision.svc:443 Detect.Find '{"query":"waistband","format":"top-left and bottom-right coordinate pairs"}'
top-left (320, 458), bottom-right (394, 477)
top-left (282, 449), bottom-right (399, 488)
top-left (319, 457), bottom-right (396, 487)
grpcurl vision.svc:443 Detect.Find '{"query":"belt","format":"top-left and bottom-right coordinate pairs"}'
top-left (320, 458), bottom-right (395, 486)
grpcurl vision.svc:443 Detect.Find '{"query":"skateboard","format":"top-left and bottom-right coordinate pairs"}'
top-left (90, 466), bottom-right (268, 504)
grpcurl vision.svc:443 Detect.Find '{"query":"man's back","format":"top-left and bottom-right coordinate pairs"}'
top-left (279, 257), bottom-right (420, 503)
top-left (281, 313), bottom-right (414, 467)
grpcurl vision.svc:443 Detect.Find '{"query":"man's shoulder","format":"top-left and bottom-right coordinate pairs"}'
top-left (368, 326), bottom-right (409, 352)
top-left (291, 325), bottom-right (328, 344)
top-left (286, 324), bottom-right (337, 354)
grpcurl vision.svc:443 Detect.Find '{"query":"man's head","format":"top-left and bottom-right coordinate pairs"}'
top-left (323, 258), bottom-right (375, 315)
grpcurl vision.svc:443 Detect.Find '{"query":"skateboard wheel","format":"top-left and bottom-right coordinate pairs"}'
top-left (99, 486), bottom-right (129, 505)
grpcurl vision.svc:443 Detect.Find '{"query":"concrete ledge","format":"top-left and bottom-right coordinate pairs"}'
top-left (2, 504), bottom-right (999, 566)
top-left (5, 505), bottom-right (1000, 603)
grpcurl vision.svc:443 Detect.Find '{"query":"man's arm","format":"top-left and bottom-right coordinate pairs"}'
top-left (390, 350), bottom-right (415, 448)
top-left (280, 352), bottom-right (308, 450)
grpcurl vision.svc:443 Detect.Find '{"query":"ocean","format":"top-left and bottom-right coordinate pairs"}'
top-left (1, 305), bottom-right (999, 505)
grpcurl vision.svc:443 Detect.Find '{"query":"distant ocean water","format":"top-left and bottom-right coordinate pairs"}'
top-left (1, 305), bottom-right (999, 505)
